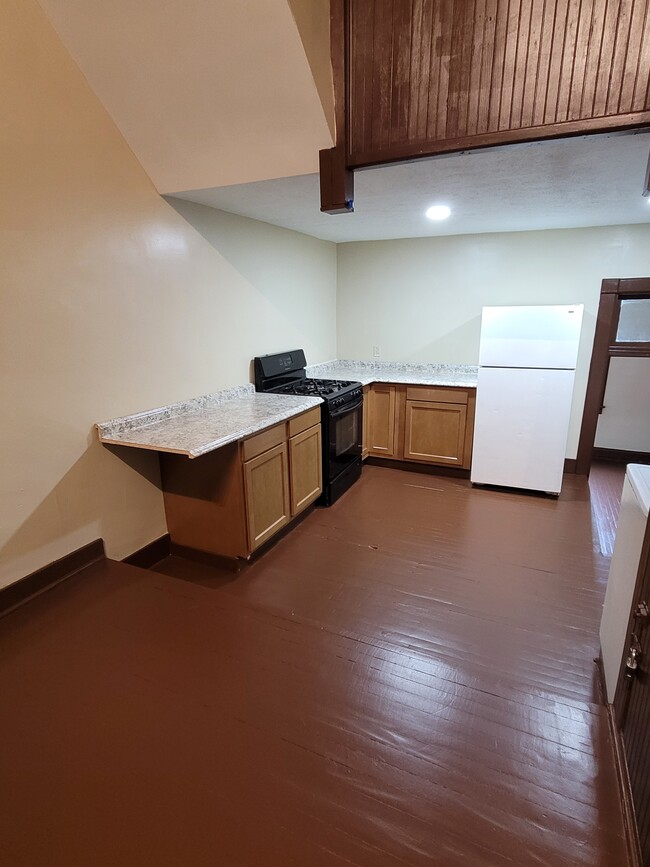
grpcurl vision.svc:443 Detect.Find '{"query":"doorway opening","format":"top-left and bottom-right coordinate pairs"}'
top-left (577, 278), bottom-right (650, 476)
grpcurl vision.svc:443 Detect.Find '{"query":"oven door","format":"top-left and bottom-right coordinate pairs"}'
top-left (326, 397), bottom-right (363, 482)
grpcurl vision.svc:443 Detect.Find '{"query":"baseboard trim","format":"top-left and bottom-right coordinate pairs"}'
top-left (606, 702), bottom-right (642, 867)
top-left (169, 542), bottom-right (244, 573)
top-left (592, 448), bottom-right (650, 465)
top-left (123, 534), bottom-right (171, 569)
top-left (368, 456), bottom-right (578, 479)
top-left (365, 457), bottom-right (470, 479)
top-left (0, 539), bottom-right (105, 618)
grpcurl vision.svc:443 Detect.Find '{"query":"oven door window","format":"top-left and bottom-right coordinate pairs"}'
top-left (328, 403), bottom-right (362, 479)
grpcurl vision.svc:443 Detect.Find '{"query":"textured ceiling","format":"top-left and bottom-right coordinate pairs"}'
top-left (171, 131), bottom-right (650, 242)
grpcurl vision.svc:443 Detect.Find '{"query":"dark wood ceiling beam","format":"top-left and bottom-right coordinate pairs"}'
top-left (319, 0), bottom-right (650, 212)
top-left (348, 111), bottom-right (650, 169)
top-left (319, 0), bottom-right (354, 214)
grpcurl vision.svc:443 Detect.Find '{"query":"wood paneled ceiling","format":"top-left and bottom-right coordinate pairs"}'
top-left (321, 0), bottom-right (650, 212)
top-left (348, 0), bottom-right (650, 166)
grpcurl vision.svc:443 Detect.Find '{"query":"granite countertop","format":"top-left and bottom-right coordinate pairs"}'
top-left (96, 384), bottom-right (322, 459)
top-left (307, 359), bottom-right (478, 388)
top-left (96, 359), bottom-right (476, 459)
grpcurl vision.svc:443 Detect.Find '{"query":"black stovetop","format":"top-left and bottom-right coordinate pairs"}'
top-left (253, 350), bottom-right (362, 404)
top-left (272, 377), bottom-right (359, 398)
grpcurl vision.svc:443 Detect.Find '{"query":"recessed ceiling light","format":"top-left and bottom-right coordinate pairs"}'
top-left (425, 204), bottom-right (451, 220)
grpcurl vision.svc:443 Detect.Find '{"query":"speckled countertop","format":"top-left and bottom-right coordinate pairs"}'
top-left (307, 359), bottom-right (478, 388)
top-left (96, 384), bottom-right (322, 459)
top-left (96, 360), bottom-right (476, 459)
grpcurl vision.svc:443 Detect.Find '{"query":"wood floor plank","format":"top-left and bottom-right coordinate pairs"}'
top-left (0, 464), bottom-right (629, 866)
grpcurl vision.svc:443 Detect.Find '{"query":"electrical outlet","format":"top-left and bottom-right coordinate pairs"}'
top-left (372, 345), bottom-right (380, 357)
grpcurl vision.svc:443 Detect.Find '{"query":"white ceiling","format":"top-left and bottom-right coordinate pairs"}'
top-left (171, 131), bottom-right (650, 243)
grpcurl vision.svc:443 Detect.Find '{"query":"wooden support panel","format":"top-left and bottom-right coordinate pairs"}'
top-left (161, 445), bottom-right (249, 559)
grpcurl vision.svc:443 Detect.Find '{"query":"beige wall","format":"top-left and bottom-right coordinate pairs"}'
top-left (287, 0), bottom-right (335, 139)
top-left (37, 0), bottom-right (333, 193)
top-left (336, 226), bottom-right (650, 458)
top-left (0, 0), bottom-right (336, 590)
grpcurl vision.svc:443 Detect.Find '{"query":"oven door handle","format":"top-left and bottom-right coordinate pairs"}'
top-left (329, 397), bottom-right (363, 418)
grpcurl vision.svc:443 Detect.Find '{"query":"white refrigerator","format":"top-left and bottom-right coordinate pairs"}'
top-left (470, 304), bottom-right (584, 495)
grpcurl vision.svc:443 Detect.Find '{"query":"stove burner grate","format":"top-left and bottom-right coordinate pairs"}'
top-left (277, 378), bottom-right (357, 397)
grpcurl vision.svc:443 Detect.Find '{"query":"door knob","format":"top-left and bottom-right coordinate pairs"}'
top-left (625, 633), bottom-right (643, 680)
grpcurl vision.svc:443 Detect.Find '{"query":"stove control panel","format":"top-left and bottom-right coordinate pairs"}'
top-left (331, 388), bottom-right (362, 407)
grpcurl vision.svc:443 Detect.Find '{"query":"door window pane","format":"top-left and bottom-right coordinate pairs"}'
top-left (616, 299), bottom-right (650, 342)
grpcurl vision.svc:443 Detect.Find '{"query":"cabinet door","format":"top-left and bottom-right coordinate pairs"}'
top-left (243, 442), bottom-right (290, 551)
top-left (404, 400), bottom-right (467, 466)
top-left (368, 384), bottom-right (398, 457)
top-left (289, 424), bottom-right (322, 516)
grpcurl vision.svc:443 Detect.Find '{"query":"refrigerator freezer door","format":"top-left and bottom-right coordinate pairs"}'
top-left (470, 367), bottom-right (575, 493)
top-left (478, 305), bottom-right (584, 369)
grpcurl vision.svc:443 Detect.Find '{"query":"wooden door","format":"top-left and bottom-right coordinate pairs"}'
top-left (367, 384), bottom-right (398, 457)
top-left (243, 442), bottom-right (290, 551)
top-left (289, 424), bottom-right (322, 516)
top-left (616, 517), bottom-right (650, 864)
top-left (404, 400), bottom-right (467, 466)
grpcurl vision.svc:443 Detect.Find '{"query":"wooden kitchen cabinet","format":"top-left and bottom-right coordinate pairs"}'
top-left (364, 383), bottom-right (476, 470)
top-left (243, 441), bottom-right (290, 551)
top-left (161, 408), bottom-right (322, 562)
top-left (288, 422), bottom-right (322, 516)
top-left (361, 385), bottom-right (369, 459)
top-left (404, 401), bottom-right (467, 466)
top-left (367, 384), bottom-right (399, 458)
top-left (403, 386), bottom-right (475, 469)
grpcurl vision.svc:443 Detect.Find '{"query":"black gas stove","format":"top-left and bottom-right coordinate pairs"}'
top-left (273, 377), bottom-right (361, 400)
top-left (253, 350), bottom-right (363, 506)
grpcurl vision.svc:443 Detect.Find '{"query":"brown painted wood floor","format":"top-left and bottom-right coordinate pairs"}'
top-left (0, 465), bottom-right (628, 866)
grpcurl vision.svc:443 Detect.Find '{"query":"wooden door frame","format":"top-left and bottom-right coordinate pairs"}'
top-left (576, 278), bottom-right (650, 475)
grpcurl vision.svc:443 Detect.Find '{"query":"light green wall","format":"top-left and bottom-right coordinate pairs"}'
top-left (336, 225), bottom-right (650, 457)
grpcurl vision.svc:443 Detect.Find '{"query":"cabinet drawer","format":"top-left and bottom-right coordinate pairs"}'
top-left (241, 422), bottom-right (286, 462)
top-left (406, 386), bottom-right (468, 404)
top-left (288, 406), bottom-right (321, 437)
